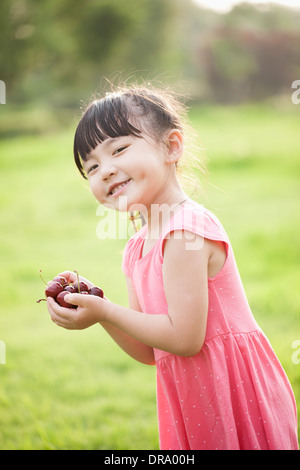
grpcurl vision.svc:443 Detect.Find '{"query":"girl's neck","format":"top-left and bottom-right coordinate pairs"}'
top-left (143, 188), bottom-right (188, 238)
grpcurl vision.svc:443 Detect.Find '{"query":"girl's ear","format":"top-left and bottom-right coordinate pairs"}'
top-left (165, 129), bottom-right (184, 164)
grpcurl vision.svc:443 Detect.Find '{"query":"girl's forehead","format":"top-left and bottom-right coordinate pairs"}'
top-left (86, 132), bottom-right (160, 161)
top-left (84, 137), bottom-right (116, 158)
top-left (75, 108), bottom-right (142, 159)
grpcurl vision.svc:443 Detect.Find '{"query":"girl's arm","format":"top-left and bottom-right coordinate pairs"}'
top-left (47, 231), bottom-right (210, 357)
top-left (99, 277), bottom-right (155, 365)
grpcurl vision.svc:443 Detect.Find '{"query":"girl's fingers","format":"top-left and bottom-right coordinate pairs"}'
top-left (58, 271), bottom-right (95, 289)
top-left (63, 293), bottom-right (91, 308)
top-left (47, 294), bottom-right (102, 330)
top-left (58, 271), bottom-right (77, 283)
top-left (47, 298), bottom-right (80, 330)
top-left (47, 297), bottom-right (75, 321)
top-left (47, 294), bottom-right (92, 319)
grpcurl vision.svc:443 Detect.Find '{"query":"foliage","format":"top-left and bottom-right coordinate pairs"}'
top-left (1, 0), bottom-right (300, 104)
top-left (201, 27), bottom-right (300, 102)
top-left (0, 0), bottom-right (179, 104)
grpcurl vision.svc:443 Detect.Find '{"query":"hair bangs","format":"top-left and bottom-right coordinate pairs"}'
top-left (74, 95), bottom-right (141, 178)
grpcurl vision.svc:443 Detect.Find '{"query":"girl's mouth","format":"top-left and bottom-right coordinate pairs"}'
top-left (108, 179), bottom-right (132, 197)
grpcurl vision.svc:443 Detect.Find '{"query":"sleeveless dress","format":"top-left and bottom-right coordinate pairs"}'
top-left (122, 202), bottom-right (298, 450)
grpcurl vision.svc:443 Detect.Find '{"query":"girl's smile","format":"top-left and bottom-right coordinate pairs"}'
top-left (108, 178), bottom-right (133, 197)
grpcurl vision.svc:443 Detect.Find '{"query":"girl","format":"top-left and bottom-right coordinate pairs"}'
top-left (47, 85), bottom-right (298, 450)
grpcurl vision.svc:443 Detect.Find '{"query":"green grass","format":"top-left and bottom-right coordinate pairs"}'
top-left (0, 99), bottom-right (299, 449)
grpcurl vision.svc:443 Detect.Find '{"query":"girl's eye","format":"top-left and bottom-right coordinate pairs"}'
top-left (113, 146), bottom-right (128, 156)
top-left (87, 164), bottom-right (98, 174)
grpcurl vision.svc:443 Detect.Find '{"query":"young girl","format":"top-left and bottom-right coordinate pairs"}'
top-left (47, 85), bottom-right (298, 450)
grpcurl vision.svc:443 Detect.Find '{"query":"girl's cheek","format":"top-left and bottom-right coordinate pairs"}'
top-left (89, 181), bottom-right (105, 204)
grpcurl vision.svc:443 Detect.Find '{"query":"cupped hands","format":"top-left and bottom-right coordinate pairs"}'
top-left (47, 292), bottom-right (107, 330)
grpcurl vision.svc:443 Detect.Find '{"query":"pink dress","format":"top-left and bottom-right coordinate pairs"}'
top-left (122, 202), bottom-right (298, 450)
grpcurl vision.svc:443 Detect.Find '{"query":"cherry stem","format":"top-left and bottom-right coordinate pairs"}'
top-left (74, 270), bottom-right (80, 293)
top-left (36, 298), bottom-right (47, 303)
top-left (38, 269), bottom-right (48, 286)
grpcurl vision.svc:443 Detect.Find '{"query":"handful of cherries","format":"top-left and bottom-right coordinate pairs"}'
top-left (37, 269), bottom-right (104, 308)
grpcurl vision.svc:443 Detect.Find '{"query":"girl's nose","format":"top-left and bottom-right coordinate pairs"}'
top-left (101, 163), bottom-right (117, 181)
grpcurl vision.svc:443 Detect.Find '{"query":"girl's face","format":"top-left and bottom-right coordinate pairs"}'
top-left (83, 132), bottom-right (178, 213)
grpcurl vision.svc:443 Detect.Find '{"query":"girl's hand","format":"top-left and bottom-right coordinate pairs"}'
top-left (57, 271), bottom-right (95, 290)
top-left (47, 293), bottom-right (107, 330)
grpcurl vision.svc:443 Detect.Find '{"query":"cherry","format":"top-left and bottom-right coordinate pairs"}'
top-left (38, 269), bottom-right (64, 299)
top-left (37, 269), bottom-right (64, 303)
top-left (73, 270), bottom-right (89, 293)
top-left (64, 285), bottom-right (76, 293)
top-left (52, 275), bottom-right (68, 287)
top-left (45, 281), bottom-right (64, 299)
top-left (72, 281), bottom-right (89, 294)
top-left (56, 291), bottom-right (76, 308)
top-left (89, 286), bottom-right (104, 298)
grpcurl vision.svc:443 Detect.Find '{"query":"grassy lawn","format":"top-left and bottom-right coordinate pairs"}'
top-left (0, 100), bottom-right (299, 449)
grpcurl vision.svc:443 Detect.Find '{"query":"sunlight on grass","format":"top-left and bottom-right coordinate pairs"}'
top-left (0, 101), bottom-right (299, 448)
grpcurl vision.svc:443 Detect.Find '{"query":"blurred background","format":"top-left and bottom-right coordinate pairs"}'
top-left (1, 0), bottom-right (300, 106)
top-left (0, 0), bottom-right (299, 449)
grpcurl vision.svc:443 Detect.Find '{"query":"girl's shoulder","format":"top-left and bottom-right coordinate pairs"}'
top-left (158, 200), bottom-right (231, 264)
top-left (165, 200), bottom-right (230, 245)
top-left (122, 201), bottom-right (231, 276)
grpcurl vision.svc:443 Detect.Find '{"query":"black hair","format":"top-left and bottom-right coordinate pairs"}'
top-left (73, 86), bottom-right (185, 179)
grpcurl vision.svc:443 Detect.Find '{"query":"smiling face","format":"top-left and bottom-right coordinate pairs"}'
top-left (83, 132), bottom-right (178, 212)
top-left (73, 87), bottom-right (187, 214)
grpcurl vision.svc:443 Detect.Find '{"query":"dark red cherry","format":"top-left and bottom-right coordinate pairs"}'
top-left (45, 282), bottom-right (63, 299)
top-left (56, 291), bottom-right (76, 308)
top-left (89, 286), bottom-right (104, 298)
top-left (73, 281), bottom-right (89, 293)
top-left (52, 276), bottom-right (68, 287)
top-left (64, 285), bottom-right (76, 293)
